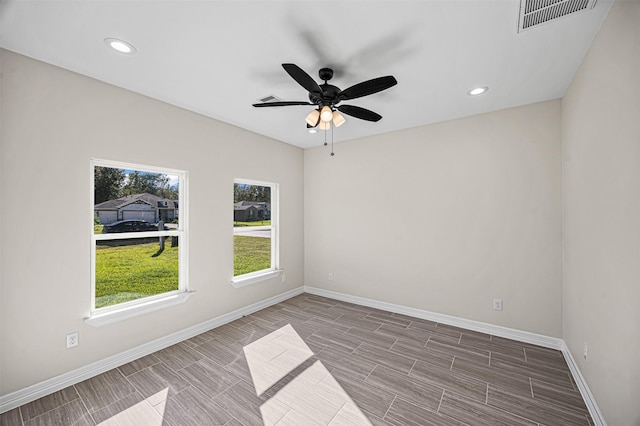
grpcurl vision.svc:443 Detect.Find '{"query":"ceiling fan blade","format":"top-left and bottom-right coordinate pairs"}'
top-left (338, 76), bottom-right (397, 101)
top-left (282, 63), bottom-right (322, 95)
top-left (337, 104), bottom-right (383, 122)
top-left (252, 101), bottom-right (314, 107)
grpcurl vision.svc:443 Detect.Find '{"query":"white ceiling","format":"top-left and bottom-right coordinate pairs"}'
top-left (0, 0), bottom-right (612, 149)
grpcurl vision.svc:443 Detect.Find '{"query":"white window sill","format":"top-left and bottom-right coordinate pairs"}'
top-left (231, 269), bottom-right (282, 288)
top-left (85, 291), bottom-right (194, 327)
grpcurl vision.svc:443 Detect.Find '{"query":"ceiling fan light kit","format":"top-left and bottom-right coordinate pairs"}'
top-left (318, 121), bottom-right (331, 131)
top-left (320, 105), bottom-right (333, 122)
top-left (332, 111), bottom-right (345, 127)
top-left (253, 63), bottom-right (397, 155)
top-left (305, 109), bottom-right (320, 126)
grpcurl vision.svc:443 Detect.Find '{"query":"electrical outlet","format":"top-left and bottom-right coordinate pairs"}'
top-left (66, 332), bottom-right (79, 349)
top-left (584, 342), bottom-right (588, 360)
top-left (281, 273), bottom-right (286, 284)
top-left (328, 273), bottom-right (334, 281)
top-left (493, 299), bottom-right (503, 311)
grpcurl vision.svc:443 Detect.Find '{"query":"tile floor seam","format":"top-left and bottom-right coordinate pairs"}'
top-left (381, 394), bottom-right (398, 421)
top-left (391, 337), bottom-right (399, 349)
top-left (18, 392), bottom-right (65, 424)
top-left (388, 339), bottom-right (399, 352)
top-left (25, 399), bottom-right (84, 426)
top-left (362, 365), bottom-right (377, 382)
top-left (351, 341), bottom-right (364, 355)
top-left (325, 401), bottom-right (348, 426)
top-left (485, 387), bottom-right (559, 426)
top-left (74, 383), bottom-right (96, 425)
top-left (437, 389), bottom-right (445, 413)
top-left (408, 359), bottom-right (418, 377)
top-left (530, 377), bottom-right (535, 398)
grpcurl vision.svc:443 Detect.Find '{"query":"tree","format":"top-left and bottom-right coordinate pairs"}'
top-left (95, 167), bottom-right (178, 204)
top-left (234, 183), bottom-right (270, 203)
top-left (122, 171), bottom-right (178, 199)
top-left (94, 166), bottom-right (126, 204)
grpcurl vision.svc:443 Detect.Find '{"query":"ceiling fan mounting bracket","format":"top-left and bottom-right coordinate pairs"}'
top-left (318, 67), bottom-right (334, 82)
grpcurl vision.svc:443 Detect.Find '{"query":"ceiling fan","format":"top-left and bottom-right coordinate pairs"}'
top-left (252, 63), bottom-right (397, 130)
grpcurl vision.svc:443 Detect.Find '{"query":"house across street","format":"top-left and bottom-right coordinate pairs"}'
top-left (95, 193), bottom-right (178, 225)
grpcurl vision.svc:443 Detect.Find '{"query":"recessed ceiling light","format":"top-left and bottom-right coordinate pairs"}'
top-left (468, 86), bottom-right (489, 96)
top-left (308, 128), bottom-right (318, 134)
top-left (104, 38), bottom-right (136, 54)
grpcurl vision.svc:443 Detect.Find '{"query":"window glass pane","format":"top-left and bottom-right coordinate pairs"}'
top-left (95, 236), bottom-right (179, 309)
top-left (94, 166), bottom-right (179, 230)
top-left (233, 183), bottom-right (271, 227)
top-left (233, 182), bottom-right (273, 277)
top-left (234, 231), bottom-right (271, 277)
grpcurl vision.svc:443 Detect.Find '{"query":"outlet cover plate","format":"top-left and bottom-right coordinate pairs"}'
top-left (66, 332), bottom-right (79, 349)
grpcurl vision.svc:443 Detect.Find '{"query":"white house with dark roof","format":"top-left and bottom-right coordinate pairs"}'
top-left (94, 193), bottom-right (178, 224)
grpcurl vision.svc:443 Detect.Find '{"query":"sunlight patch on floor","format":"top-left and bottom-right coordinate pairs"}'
top-left (243, 323), bottom-right (314, 396)
top-left (244, 324), bottom-right (372, 425)
top-left (98, 388), bottom-right (167, 425)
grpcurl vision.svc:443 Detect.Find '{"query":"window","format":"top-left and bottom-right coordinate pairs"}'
top-left (233, 179), bottom-right (279, 285)
top-left (90, 160), bottom-right (188, 322)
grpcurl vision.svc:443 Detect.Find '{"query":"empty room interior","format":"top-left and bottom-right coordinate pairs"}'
top-left (0, 0), bottom-right (638, 425)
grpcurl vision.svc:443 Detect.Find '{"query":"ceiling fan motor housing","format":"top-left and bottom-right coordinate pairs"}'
top-left (309, 83), bottom-right (341, 107)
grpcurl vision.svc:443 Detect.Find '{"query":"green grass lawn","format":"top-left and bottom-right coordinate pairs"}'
top-left (95, 239), bottom-right (178, 308)
top-left (94, 234), bottom-right (269, 308)
top-left (94, 225), bottom-right (104, 234)
top-left (233, 220), bottom-right (271, 227)
top-left (234, 235), bottom-right (271, 276)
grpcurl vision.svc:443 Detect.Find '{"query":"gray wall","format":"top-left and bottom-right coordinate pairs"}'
top-left (562, 1), bottom-right (640, 424)
top-left (305, 100), bottom-right (563, 337)
top-left (0, 50), bottom-right (305, 395)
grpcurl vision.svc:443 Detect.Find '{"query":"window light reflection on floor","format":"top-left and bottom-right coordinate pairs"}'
top-left (99, 388), bottom-right (167, 425)
top-left (243, 324), bottom-right (373, 425)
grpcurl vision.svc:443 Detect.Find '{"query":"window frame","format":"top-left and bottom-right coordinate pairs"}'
top-left (88, 159), bottom-right (189, 325)
top-left (232, 178), bottom-right (280, 287)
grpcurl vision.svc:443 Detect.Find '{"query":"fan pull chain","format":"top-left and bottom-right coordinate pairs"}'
top-left (331, 122), bottom-right (335, 156)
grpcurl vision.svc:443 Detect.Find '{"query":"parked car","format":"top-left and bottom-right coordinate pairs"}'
top-left (101, 220), bottom-right (168, 233)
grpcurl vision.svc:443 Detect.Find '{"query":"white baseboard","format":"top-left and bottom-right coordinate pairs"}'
top-left (561, 342), bottom-right (607, 426)
top-left (0, 286), bottom-right (304, 414)
top-left (305, 286), bottom-right (606, 424)
top-left (305, 286), bottom-right (564, 349)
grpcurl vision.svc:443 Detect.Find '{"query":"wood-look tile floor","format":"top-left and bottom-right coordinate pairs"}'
top-left (0, 294), bottom-right (594, 425)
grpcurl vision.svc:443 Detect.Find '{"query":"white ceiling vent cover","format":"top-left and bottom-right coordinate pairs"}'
top-left (257, 94), bottom-right (282, 103)
top-left (518, 0), bottom-right (597, 32)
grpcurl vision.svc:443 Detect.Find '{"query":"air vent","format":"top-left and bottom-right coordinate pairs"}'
top-left (257, 94), bottom-right (282, 103)
top-left (518, 0), bottom-right (597, 32)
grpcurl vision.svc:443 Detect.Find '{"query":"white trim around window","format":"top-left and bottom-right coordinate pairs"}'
top-left (232, 178), bottom-right (279, 287)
